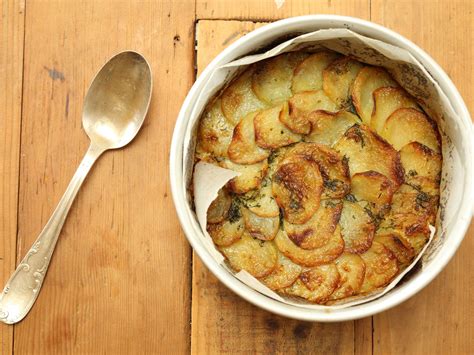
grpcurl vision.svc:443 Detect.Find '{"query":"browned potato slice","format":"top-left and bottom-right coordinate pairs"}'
top-left (198, 99), bottom-right (234, 157)
top-left (360, 241), bottom-right (398, 293)
top-left (399, 176), bottom-right (439, 196)
top-left (207, 188), bottom-right (231, 224)
top-left (306, 110), bottom-right (360, 147)
top-left (285, 143), bottom-right (351, 199)
top-left (274, 227), bottom-right (344, 267)
top-left (260, 252), bottom-right (302, 290)
top-left (378, 213), bottom-right (431, 253)
top-left (254, 102), bottom-right (302, 149)
top-left (220, 232), bottom-right (278, 278)
top-left (381, 108), bottom-right (441, 153)
top-left (351, 67), bottom-right (398, 125)
top-left (233, 180), bottom-right (279, 218)
top-left (207, 216), bottom-right (244, 247)
top-left (339, 201), bottom-right (375, 254)
top-left (221, 66), bottom-right (267, 125)
top-left (391, 184), bottom-right (438, 223)
top-left (220, 159), bottom-right (268, 194)
top-left (400, 142), bottom-right (442, 182)
top-left (284, 91), bottom-right (338, 134)
top-left (329, 253), bottom-right (366, 300)
top-left (334, 124), bottom-right (404, 187)
top-left (284, 199), bottom-right (342, 249)
top-left (374, 233), bottom-right (415, 265)
top-left (371, 87), bottom-right (419, 133)
top-left (228, 111), bottom-right (270, 164)
top-left (272, 155), bottom-right (323, 224)
top-left (242, 208), bottom-right (279, 241)
top-left (323, 57), bottom-right (365, 108)
top-left (292, 51), bottom-right (341, 93)
top-left (351, 171), bottom-right (396, 214)
top-left (282, 264), bottom-right (340, 303)
top-left (252, 52), bottom-right (309, 104)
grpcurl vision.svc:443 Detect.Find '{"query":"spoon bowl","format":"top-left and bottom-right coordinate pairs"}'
top-left (83, 51), bottom-right (152, 149)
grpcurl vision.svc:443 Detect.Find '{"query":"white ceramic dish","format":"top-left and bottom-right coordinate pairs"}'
top-left (170, 15), bottom-right (474, 321)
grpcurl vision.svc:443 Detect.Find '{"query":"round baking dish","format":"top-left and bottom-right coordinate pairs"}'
top-left (170, 15), bottom-right (474, 321)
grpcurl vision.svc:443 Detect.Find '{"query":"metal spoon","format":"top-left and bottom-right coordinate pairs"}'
top-left (0, 51), bottom-right (152, 324)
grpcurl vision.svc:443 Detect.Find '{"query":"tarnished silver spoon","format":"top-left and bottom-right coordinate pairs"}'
top-left (0, 51), bottom-right (152, 324)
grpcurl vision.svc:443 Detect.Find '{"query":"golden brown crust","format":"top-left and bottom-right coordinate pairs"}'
top-left (323, 57), bottom-right (365, 108)
top-left (274, 227), bottom-right (344, 267)
top-left (360, 241), bottom-right (399, 293)
top-left (254, 102), bottom-right (301, 149)
top-left (282, 264), bottom-right (340, 303)
top-left (381, 108), bottom-right (441, 153)
top-left (227, 111), bottom-right (270, 164)
top-left (334, 124), bottom-right (404, 187)
top-left (284, 199), bottom-right (342, 250)
top-left (351, 66), bottom-right (398, 125)
top-left (220, 232), bottom-right (278, 278)
top-left (195, 50), bottom-right (442, 304)
top-left (272, 155), bottom-right (323, 224)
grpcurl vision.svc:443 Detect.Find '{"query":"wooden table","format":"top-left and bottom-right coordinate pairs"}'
top-left (1, 1), bottom-right (472, 354)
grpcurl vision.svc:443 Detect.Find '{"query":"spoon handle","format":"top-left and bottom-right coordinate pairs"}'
top-left (0, 143), bottom-right (104, 324)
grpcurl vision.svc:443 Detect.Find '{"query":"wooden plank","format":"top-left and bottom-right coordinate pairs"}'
top-left (192, 20), bottom-right (368, 355)
top-left (371, 1), bottom-right (474, 354)
top-left (13, 1), bottom-right (195, 353)
top-left (197, 0), bottom-right (370, 20)
top-left (0, 0), bottom-right (25, 353)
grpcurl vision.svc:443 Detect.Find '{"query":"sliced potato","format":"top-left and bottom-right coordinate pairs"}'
top-left (378, 213), bottom-right (431, 253)
top-left (329, 253), bottom-right (366, 300)
top-left (284, 199), bottom-right (342, 250)
top-left (399, 176), bottom-right (440, 196)
top-left (371, 87), bottom-right (419, 134)
top-left (374, 233), bottom-right (415, 265)
top-left (221, 66), bottom-right (267, 125)
top-left (198, 99), bottom-right (234, 157)
top-left (220, 159), bottom-right (268, 194)
top-left (323, 57), bottom-right (365, 108)
top-left (306, 110), bottom-right (360, 147)
top-left (351, 171), bottom-right (396, 214)
top-left (220, 232), bottom-right (278, 278)
top-left (292, 51), bottom-right (341, 93)
top-left (285, 143), bottom-right (351, 199)
top-left (207, 188), bottom-right (231, 224)
top-left (242, 208), bottom-right (279, 241)
top-left (236, 179), bottom-right (280, 218)
top-left (228, 111), bottom-right (270, 164)
top-left (391, 185), bottom-right (438, 222)
top-left (272, 155), bottom-right (323, 224)
top-left (254, 102), bottom-right (302, 149)
top-left (381, 108), bottom-right (441, 153)
top-left (351, 66), bottom-right (398, 125)
top-left (400, 142), bottom-right (442, 182)
top-left (252, 52), bottom-right (309, 104)
top-left (282, 264), bottom-right (340, 303)
top-left (260, 252), bottom-right (302, 290)
top-left (339, 201), bottom-right (375, 254)
top-left (274, 227), bottom-right (344, 267)
top-left (284, 91), bottom-right (338, 134)
top-left (334, 124), bottom-right (404, 187)
top-left (207, 216), bottom-right (244, 247)
top-left (360, 241), bottom-right (398, 293)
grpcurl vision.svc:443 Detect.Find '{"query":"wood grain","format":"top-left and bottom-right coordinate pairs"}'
top-left (12, 1), bottom-right (194, 353)
top-left (197, 0), bottom-right (370, 20)
top-left (0, 0), bottom-right (25, 354)
top-left (371, 1), bottom-right (474, 354)
top-left (192, 19), bottom-right (370, 355)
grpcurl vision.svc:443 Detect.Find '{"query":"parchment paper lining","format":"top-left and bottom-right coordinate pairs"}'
top-left (184, 28), bottom-right (457, 309)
